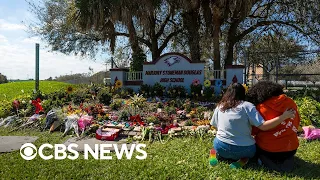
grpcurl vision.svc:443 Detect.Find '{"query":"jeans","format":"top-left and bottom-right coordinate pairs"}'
top-left (213, 137), bottom-right (256, 160)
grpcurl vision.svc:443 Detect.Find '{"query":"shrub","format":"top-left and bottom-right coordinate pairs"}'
top-left (97, 87), bottom-right (112, 105)
top-left (164, 106), bottom-right (176, 115)
top-left (118, 109), bottom-right (130, 121)
top-left (190, 84), bottom-right (202, 97)
top-left (145, 115), bottom-right (159, 124)
top-left (185, 120), bottom-right (194, 126)
top-left (110, 99), bottom-right (123, 110)
top-left (124, 88), bottom-right (134, 96)
top-left (295, 96), bottom-right (320, 127)
top-left (167, 85), bottom-right (186, 98)
top-left (130, 94), bottom-right (146, 109)
top-left (156, 102), bottom-right (164, 109)
top-left (151, 82), bottom-right (165, 97)
top-left (139, 84), bottom-right (151, 96)
top-left (0, 100), bottom-right (12, 118)
top-left (195, 106), bottom-right (208, 119)
top-left (71, 88), bottom-right (89, 104)
top-left (203, 87), bottom-right (214, 101)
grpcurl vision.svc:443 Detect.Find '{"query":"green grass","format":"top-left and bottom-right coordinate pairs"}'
top-left (0, 81), bottom-right (72, 101)
top-left (0, 128), bottom-right (319, 179)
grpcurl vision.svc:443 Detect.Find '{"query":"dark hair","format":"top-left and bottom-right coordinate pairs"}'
top-left (247, 81), bottom-right (284, 105)
top-left (218, 83), bottom-right (245, 112)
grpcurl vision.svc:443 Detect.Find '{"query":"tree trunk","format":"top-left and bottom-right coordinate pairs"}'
top-left (212, 20), bottom-right (221, 70)
top-left (128, 17), bottom-right (142, 55)
top-left (224, 20), bottom-right (240, 67)
top-left (182, 10), bottom-right (201, 62)
top-left (127, 16), bottom-right (146, 71)
top-left (225, 40), bottom-right (235, 66)
top-left (149, 16), bottom-right (160, 60)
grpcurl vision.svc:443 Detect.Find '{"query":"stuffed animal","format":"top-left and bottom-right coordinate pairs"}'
top-left (44, 109), bottom-right (59, 130)
top-left (62, 114), bottom-right (80, 137)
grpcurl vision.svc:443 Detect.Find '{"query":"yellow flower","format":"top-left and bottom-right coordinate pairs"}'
top-left (66, 86), bottom-right (74, 94)
top-left (242, 84), bottom-right (249, 94)
top-left (115, 80), bottom-right (123, 89)
top-left (204, 80), bottom-right (211, 87)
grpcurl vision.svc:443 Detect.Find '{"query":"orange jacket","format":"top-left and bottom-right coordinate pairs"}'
top-left (252, 94), bottom-right (300, 152)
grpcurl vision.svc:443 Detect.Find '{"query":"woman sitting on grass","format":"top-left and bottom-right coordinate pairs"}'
top-left (209, 83), bottom-right (295, 169)
top-left (247, 81), bottom-right (300, 172)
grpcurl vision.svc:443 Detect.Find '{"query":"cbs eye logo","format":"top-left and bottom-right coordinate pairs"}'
top-left (20, 143), bottom-right (37, 160)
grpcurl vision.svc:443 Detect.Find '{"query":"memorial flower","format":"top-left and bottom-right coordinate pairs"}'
top-left (242, 84), bottom-right (248, 94)
top-left (115, 80), bottom-right (123, 89)
top-left (204, 80), bottom-right (211, 87)
top-left (66, 86), bottom-right (74, 94)
top-left (192, 79), bottom-right (200, 86)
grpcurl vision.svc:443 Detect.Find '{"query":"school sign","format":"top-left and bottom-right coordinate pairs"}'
top-left (110, 53), bottom-right (245, 92)
top-left (143, 53), bottom-right (205, 87)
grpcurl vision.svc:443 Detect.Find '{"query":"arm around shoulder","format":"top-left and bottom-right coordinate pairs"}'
top-left (258, 109), bottom-right (296, 131)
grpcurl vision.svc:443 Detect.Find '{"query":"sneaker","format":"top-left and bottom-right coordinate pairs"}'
top-left (230, 158), bottom-right (249, 169)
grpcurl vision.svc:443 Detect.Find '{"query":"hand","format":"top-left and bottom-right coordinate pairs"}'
top-left (281, 109), bottom-right (296, 120)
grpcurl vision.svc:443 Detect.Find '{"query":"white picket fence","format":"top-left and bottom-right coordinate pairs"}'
top-left (125, 71), bottom-right (143, 81)
top-left (204, 70), bottom-right (225, 80)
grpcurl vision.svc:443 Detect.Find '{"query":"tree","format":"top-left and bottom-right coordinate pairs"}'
top-left (189, 0), bottom-right (320, 68)
top-left (247, 33), bottom-right (307, 80)
top-left (29, 0), bottom-right (320, 69)
top-left (0, 73), bottom-right (8, 84)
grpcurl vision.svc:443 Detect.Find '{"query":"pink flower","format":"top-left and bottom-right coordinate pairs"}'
top-left (192, 79), bottom-right (200, 86)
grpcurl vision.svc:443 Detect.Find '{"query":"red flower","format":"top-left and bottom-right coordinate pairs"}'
top-left (31, 99), bottom-right (43, 114)
top-left (13, 100), bottom-right (20, 110)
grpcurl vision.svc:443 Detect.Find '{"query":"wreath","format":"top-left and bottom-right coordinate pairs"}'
top-left (115, 80), bottom-right (123, 89)
top-left (204, 80), bottom-right (211, 87)
top-left (215, 80), bottom-right (223, 87)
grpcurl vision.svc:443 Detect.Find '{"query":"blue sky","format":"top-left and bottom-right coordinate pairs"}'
top-left (0, 0), bottom-right (106, 80)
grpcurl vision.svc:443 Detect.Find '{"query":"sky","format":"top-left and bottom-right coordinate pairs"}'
top-left (0, 0), bottom-right (106, 80)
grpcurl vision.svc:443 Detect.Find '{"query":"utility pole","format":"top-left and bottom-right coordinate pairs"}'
top-left (35, 43), bottom-right (40, 91)
top-left (111, 56), bottom-right (114, 69)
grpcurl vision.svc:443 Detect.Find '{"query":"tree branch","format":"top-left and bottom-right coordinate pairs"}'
top-left (159, 29), bottom-right (183, 52)
top-left (156, 8), bottom-right (173, 38)
top-left (236, 20), bottom-right (307, 42)
top-left (115, 32), bottom-right (152, 48)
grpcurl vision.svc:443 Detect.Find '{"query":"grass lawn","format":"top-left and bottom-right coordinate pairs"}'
top-left (0, 128), bottom-right (319, 179)
top-left (0, 81), bottom-right (72, 101)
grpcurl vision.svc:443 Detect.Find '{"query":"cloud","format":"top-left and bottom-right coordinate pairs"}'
top-left (0, 34), bottom-right (8, 43)
top-left (22, 37), bottom-right (41, 44)
top-left (0, 41), bottom-right (106, 80)
top-left (0, 19), bottom-right (26, 31)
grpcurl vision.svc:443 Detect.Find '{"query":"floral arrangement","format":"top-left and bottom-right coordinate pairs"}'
top-left (115, 80), bottom-right (123, 89)
top-left (204, 80), bottom-right (211, 87)
top-left (192, 79), bottom-right (200, 86)
top-left (191, 79), bottom-right (202, 97)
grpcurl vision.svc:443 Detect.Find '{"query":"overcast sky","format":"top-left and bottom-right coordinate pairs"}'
top-left (0, 0), bottom-right (106, 80)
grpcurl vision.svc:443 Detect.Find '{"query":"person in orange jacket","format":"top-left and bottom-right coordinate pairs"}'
top-left (247, 81), bottom-right (300, 172)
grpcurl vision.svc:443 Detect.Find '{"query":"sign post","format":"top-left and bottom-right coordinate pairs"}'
top-left (35, 43), bottom-right (40, 91)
